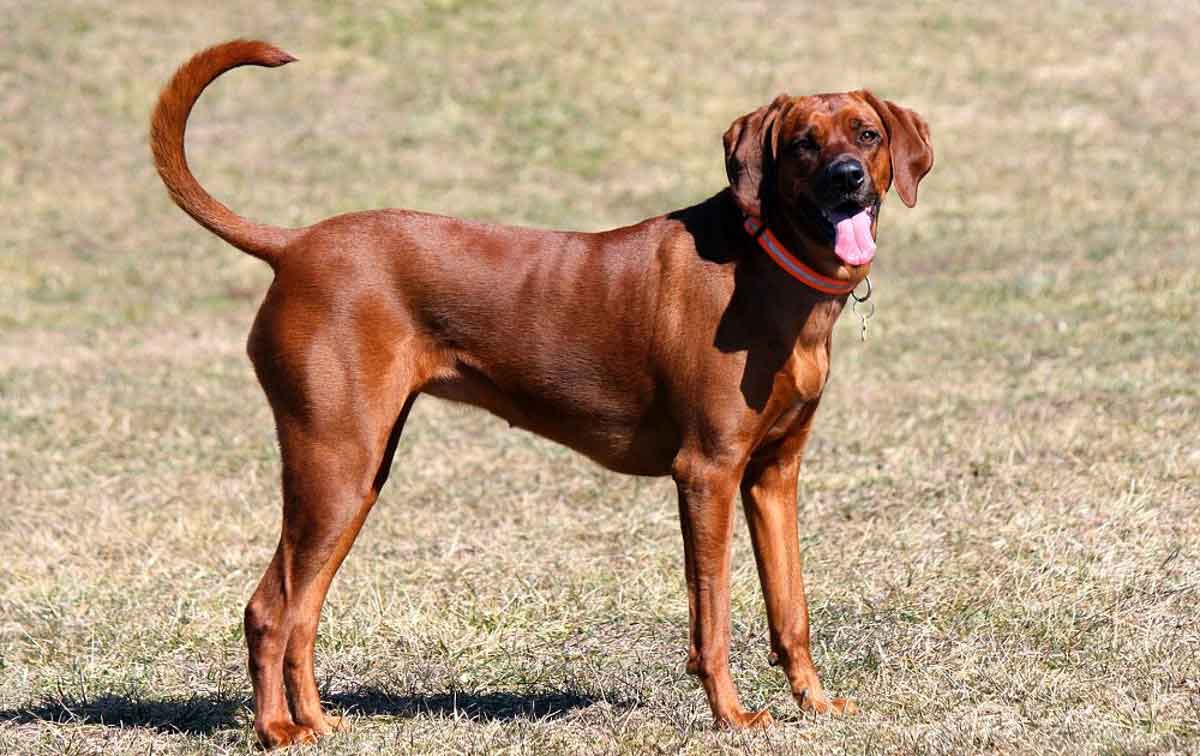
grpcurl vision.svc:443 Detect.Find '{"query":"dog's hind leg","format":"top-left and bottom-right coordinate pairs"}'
top-left (242, 295), bottom-right (421, 748)
top-left (244, 386), bottom-right (415, 748)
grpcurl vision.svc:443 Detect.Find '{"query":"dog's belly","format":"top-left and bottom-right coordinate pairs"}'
top-left (423, 362), bottom-right (679, 477)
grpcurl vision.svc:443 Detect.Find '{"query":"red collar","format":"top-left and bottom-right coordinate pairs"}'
top-left (742, 216), bottom-right (858, 295)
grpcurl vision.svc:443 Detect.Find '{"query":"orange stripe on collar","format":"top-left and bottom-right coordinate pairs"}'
top-left (743, 216), bottom-right (858, 295)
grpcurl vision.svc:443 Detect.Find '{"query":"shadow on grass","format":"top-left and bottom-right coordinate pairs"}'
top-left (0, 688), bottom-right (622, 735)
top-left (0, 693), bottom-right (245, 735)
top-left (327, 688), bottom-right (623, 721)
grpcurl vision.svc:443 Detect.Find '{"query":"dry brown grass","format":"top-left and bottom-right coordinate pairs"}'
top-left (1, 1), bottom-right (1198, 753)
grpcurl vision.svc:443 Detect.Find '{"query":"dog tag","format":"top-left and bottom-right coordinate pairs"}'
top-left (851, 277), bottom-right (874, 342)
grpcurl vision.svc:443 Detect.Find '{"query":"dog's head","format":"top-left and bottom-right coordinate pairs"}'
top-left (724, 91), bottom-right (932, 267)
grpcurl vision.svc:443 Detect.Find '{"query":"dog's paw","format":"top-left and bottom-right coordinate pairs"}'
top-left (797, 691), bottom-right (858, 716)
top-left (255, 720), bottom-right (321, 749)
top-left (719, 708), bottom-right (775, 729)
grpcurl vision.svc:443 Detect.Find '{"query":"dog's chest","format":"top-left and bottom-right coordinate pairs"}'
top-left (781, 343), bottom-right (830, 402)
top-left (759, 346), bottom-right (830, 444)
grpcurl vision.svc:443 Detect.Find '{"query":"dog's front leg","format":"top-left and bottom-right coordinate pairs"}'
top-left (741, 428), bottom-right (856, 716)
top-left (673, 454), bottom-right (774, 729)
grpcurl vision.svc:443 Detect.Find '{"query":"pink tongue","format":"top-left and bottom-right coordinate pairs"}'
top-left (833, 210), bottom-right (876, 266)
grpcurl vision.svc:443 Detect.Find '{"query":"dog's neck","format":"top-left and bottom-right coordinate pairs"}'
top-left (708, 191), bottom-right (855, 351)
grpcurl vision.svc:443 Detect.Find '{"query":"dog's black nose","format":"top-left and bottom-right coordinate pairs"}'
top-left (828, 160), bottom-right (865, 192)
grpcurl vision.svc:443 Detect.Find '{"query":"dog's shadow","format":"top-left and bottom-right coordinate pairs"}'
top-left (0, 688), bottom-right (622, 736)
top-left (0, 693), bottom-right (244, 735)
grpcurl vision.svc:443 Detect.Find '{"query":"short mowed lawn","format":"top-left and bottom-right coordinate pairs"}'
top-left (1, 1), bottom-right (1197, 753)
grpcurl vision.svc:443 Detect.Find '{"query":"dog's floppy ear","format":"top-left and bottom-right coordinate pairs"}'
top-left (723, 94), bottom-right (790, 218)
top-left (859, 90), bottom-right (933, 208)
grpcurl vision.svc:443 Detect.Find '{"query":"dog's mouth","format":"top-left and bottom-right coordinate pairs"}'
top-left (798, 198), bottom-right (879, 267)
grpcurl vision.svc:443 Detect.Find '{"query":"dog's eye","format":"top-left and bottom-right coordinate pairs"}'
top-left (790, 136), bottom-right (819, 153)
top-left (859, 129), bottom-right (881, 145)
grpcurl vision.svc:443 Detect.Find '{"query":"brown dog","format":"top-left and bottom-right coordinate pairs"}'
top-left (151, 40), bottom-right (931, 748)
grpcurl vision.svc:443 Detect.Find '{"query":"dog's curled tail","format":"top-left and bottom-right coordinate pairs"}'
top-left (150, 40), bottom-right (298, 265)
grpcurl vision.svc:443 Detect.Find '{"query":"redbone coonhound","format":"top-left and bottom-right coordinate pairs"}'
top-left (151, 40), bottom-right (932, 748)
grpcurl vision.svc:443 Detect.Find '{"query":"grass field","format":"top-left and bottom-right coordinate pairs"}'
top-left (2, 1), bottom-right (1199, 753)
